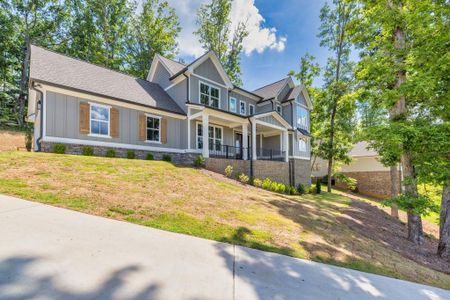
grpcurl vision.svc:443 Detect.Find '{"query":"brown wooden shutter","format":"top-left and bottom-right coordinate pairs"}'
top-left (139, 113), bottom-right (146, 141)
top-left (79, 102), bottom-right (90, 134)
top-left (160, 118), bottom-right (167, 144)
top-left (110, 108), bottom-right (119, 138)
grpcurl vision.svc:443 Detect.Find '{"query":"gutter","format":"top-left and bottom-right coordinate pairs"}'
top-left (31, 82), bottom-right (44, 152)
top-left (248, 118), bottom-right (254, 179)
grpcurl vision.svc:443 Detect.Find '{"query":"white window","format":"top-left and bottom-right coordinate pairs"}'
top-left (249, 104), bottom-right (255, 115)
top-left (276, 104), bottom-right (282, 115)
top-left (90, 103), bottom-right (110, 136)
top-left (200, 82), bottom-right (220, 108)
top-left (197, 123), bottom-right (223, 151)
top-left (298, 139), bottom-right (307, 152)
top-left (297, 105), bottom-right (309, 130)
top-left (229, 97), bottom-right (237, 113)
top-left (146, 115), bottom-right (161, 142)
top-left (240, 101), bottom-right (246, 115)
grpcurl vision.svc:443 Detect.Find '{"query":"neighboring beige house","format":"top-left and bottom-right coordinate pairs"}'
top-left (312, 142), bottom-right (401, 199)
top-left (27, 45), bottom-right (313, 186)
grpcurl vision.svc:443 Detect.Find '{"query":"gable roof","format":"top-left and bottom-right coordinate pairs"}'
top-left (284, 85), bottom-right (302, 102)
top-left (30, 45), bottom-right (184, 115)
top-left (252, 77), bottom-right (290, 101)
top-left (158, 55), bottom-right (186, 75)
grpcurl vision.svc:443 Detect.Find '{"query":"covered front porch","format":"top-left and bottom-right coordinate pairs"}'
top-left (187, 105), bottom-right (291, 162)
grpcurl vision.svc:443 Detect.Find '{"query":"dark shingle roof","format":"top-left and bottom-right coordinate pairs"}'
top-left (30, 45), bottom-right (185, 115)
top-left (282, 85), bottom-right (302, 102)
top-left (157, 55), bottom-right (186, 76)
top-left (252, 77), bottom-right (289, 101)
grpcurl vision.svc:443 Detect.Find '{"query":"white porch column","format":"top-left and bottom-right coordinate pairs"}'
top-left (242, 123), bottom-right (248, 160)
top-left (187, 107), bottom-right (191, 150)
top-left (283, 130), bottom-right (289, 162)
top-left (202, 113), bottom-right (209, 158)
top-left (252, 121), bottom-right (257, 161)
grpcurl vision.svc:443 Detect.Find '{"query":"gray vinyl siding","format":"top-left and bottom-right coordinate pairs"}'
top-left (229, 91), bottom-right (257, 116)
top-left (277, 84), bottom-right (291, 101)
top-left (45, 91), bottom-right (186, 149)
top-left (297, 93), bottom-right (307, 106)
top-left (262, 135), bottom-right (281, 151)
top-left (193, 58), bottom-right (225, 86)
top-left (190, 75), bottom-right (228, 111)
top-left (259, 115), bottom-right (284, 128)
top-left (282, 103), bottom-right (293, 126)
top-left (256, 102), bottom-right (273, 114)
top-left (152, 62), bottom-right (172, 89)
top-left (166, 79), bottom-right (188, 113)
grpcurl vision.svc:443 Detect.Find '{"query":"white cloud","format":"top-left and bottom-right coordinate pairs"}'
top-left (167, 0), bottom-right (287, 58)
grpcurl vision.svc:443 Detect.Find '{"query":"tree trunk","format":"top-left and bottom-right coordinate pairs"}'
top-left (390, 165), bottom-right (399, 218)
top-left (392, 26), bottom-right (423, 244)
top-left (16, 35), bottom-right (31, 127)
top-left (438, 181), bottom-right (450, 261)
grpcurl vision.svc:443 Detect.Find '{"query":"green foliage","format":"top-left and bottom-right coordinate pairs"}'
top-left (262, 178), bottom-right (272, 190)
top-left (25, 129), bottom-right (32, 152)
top-left (194, 0), bottom-right (248, 86)
top-left (335, 173), bottom-right (357, 191)
top-left (82, 146), bottom-right (94, 156)
top-left (193, 155), bottom-right (205, 167)
top-left (383, 193), bottom-right (439, 217)
top-left (146, 153), bottom-right (154, 160)
top-left (105, 149), bottom-right (116, 158)
top-left (225, 165), bottom-right (233, 177)
top-left (316, 180), bottom-right (322, 194)
top-left (127, 150), bottom-right (135, 159)
top-left (287, 186), bottom-right (297, 195)
top-left (162, 154), bottom-right (172, 162)
top-left (297, 184), bottom-right (305, 195)
top-left (238, 173), bottom-right (249, 184)
top-left (253, 178), bottom-right (262, 188)
top-left (53, 144), bottom-right (65, 154)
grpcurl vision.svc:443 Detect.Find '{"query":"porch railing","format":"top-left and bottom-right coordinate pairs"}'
top-left (209, 144), bottom-right (250, 160)
top-left (208, 144), bottom-right (285, 161)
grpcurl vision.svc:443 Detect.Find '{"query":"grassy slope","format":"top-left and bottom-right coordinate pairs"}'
top-left (0, 151), bottom-right (449, 289)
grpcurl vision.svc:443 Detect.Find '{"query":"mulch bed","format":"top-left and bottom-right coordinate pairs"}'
top-left (339, 198), bottom-right (450, 274)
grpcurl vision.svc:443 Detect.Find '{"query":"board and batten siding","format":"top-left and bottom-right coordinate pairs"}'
top-left (166, 79), bottom-right (188, 113)
top-left (152, 62), bottom-right (172, 89)
top-left (258, 115), bottom-right (284, 128)
top-left (189, 75), bottom-right (228, 111)
top-left (193, 58), bottom-right (225, 86)
top-left (45, 91), bottom-right (186, 149)
top-left (228, 91), bottom-right (257, 115)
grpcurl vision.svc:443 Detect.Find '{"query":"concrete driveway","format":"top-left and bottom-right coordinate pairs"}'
top-left (0, 195), bottom-right (448, 300)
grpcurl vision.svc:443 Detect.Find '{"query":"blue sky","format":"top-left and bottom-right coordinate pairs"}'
top-left (169, 0), bottom-right (329, 91)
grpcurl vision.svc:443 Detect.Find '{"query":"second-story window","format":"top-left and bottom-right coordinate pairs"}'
top-left (297, 105), bottom-right (309, 131)
top-left (276, 104), bottom-right (282, 115)
top-left (240, 101), bottom-right (246, 115)
top-left (229, 97), bottom-right (237, 113)
top-left (249, 104), bottom-right (255, 115)
top-left (200, 82), bottom-right (219, 108)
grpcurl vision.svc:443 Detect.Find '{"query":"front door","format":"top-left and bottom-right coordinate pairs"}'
top-left (235, 133), bottom-right (243, 159)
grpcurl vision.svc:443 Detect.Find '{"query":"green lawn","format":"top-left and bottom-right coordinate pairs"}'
top-left (0, 151), bottom-right (449, 289)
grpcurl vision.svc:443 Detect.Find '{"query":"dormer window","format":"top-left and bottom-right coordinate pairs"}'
top-left (200, 82), bottom-right (220, 108)
top-left (276, 104), bottom-right (282, 115)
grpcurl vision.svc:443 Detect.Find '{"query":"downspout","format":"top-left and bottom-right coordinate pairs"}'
top-left (31, 82), bottom-right (44, 152)
top-left (184, 74), bottom-right (190, 103)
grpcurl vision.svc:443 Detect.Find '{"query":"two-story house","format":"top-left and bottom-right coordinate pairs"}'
top-left (27, 45), bottom-right (312, 185)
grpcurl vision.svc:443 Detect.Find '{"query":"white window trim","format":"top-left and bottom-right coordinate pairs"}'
top-left (199, 80), bottom-right (221, 109)
top-left (249, 104), bottom-right (255, 115)
top-left (229, 97), bottom-right (237, 113)
top-left (276, 104), bottom-right (282, 116)
top-left (296, 104), bottom-right (310, 131)
top-left (239, 100), bottom-right (246, 116)
top-left (88, 102), bottom-right (111, 138)
top-left (195, 121), bottom-right (224, 150)
top-left (145, 113), bottom-right (162, 144)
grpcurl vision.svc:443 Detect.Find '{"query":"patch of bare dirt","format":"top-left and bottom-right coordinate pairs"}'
top-left (0, 131), bottom-right (27, 151)
top-left (339, 197), bottom-right (450, 274)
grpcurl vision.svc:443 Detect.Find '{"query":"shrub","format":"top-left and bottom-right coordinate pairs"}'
top-left (316, 180), bottom-right (322, 194)
top-left (277, 183), bottom-right (286, 194)
top-left (335, 172), bottom-right (357, 191)
top-left (238, 173), bottom-right (249, 184)
top-left (146, 153), bottom-right (154, 160)
top-left (269, 181), bottom-right (278, 192)
top-left (253, 178), bottom-right (262, 188)
top-left (309, 184), bottom-right (316, 194)
top-left (297, 184), bottom-right (305, 195)
top-left (288, 186), bottom-right (297, 195)
top-left (25, 129), bottom-right (32, 152)
top-left (53, 144), bottom-right (65, 154)
top-left (262, 178), bottom-right (272, 190)
top-left (225, 165), bottom-right (233, 177)
top-left (82, 146), bottom-right (94, 156)
top-left (127, 150), bottom-right (135, 159)
top-left (105, 149), bottom-right (116, 158)
top-left (193, 155), bottom-right (205, 167)
top-left (162, 154), bottom-right (172, 162)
